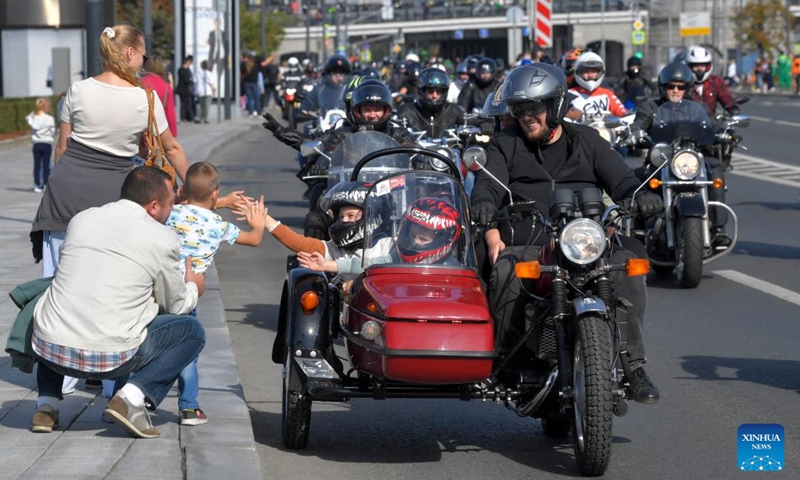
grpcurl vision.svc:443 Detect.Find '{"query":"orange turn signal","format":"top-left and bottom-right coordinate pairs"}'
top-left (713, 178), bottom-right (724, 189)
top-left (515, 261), bottom-right (541, 279)
top-left (366, 302), bottom-right (380, 313)
top-left (626, 258), bottom-right (650, 277)
top-left (648, 178), bottom-right (662, 190)
top-left (300, 291), bottom-right (319, 314)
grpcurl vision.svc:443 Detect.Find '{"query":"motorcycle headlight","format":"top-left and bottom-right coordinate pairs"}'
top-left (429, 148), bottom-right (452, 171)
top-left (303, 84), bottom-right (314, 92)
top-left (559, 218), bottom-right (606, 265)
top-left (285, 88), bottom-right (297, 95)
top-left (670, 150), bottom-right (701, 180)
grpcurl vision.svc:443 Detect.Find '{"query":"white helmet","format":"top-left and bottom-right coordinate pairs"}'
top-left (685, 45), bottom-right (713, 82)
top-left (288, 57), bottom-right (300, 70)
top-left (574, 52), bottom-right (605, 92)
top-left (405, 52), bottom-right (420, 63)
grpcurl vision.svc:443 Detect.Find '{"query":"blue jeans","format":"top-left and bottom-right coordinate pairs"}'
top-left (37, 314), bottom-right (205, 409)
top-left (243, 82), bottom-right (262, 114)
top-left (178, 308), bottom-right (200, 410)
top-left (33, 143), bottom-right (51, 188)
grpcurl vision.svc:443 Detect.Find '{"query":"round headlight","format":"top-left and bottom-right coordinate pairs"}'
top-left (559, 218), bottom-right (606, 265)
top-left (671, 151), bottom-right (701, 180)
top-left (361, 320), bottom-right (381, 340)
top-left (285, 88), bottom-right (297, 95)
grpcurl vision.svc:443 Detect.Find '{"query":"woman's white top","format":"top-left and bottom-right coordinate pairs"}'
top-left (61, 78), bottom-right (168, 157)
top-left (196, 68), bottom-right (215, 97)
top-left (26, 112), bottom-right (55, 144)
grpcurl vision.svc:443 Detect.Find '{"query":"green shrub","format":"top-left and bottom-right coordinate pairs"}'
top-left (0, 101), bottom-right (15, 133)
top-left (0, 96), bottom-right (60, 134)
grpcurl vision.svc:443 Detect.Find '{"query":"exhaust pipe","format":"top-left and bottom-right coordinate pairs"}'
top-left (516, 366), bottom-right (559, 417)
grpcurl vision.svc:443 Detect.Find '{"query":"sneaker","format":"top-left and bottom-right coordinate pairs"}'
top-left (180, 408), bottom-right (209, 426)
top-left (31, 404), bottom-right (59, 433)
top-left (33, 186), bottom-right (43, 193)
top-left (627, 367), bottom-right (660, 404)
top-left (62, 376), bottom-right (79, 395)
top-left (103, 393), bottom-right (160, 438)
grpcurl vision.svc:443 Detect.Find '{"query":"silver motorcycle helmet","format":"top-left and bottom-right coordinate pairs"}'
top-left (501, 63), bottom-right (568, 130)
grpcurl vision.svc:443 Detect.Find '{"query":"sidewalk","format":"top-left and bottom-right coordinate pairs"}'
top-left (0, 109), bottom-right (265, 480)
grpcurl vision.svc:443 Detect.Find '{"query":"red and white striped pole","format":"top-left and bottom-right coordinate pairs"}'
top-left (534, 0), bottom-right (552, 48)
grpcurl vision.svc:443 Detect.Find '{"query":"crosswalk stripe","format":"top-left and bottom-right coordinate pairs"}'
top-left (729, 153), bottom-right (800, 187)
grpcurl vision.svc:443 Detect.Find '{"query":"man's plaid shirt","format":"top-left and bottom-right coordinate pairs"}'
top-left (32, 333), bottom-right (137, 373)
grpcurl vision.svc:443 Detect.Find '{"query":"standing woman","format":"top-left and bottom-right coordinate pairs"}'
top-left (25, 98), bottom-right (56, 193)
top-left (142, 54), bottom-right (178, 137)
top-left (241, 54), bottom-right (261, 116)
top-left (195, 60), bottom-right (216, 123)
top-left (31, 24), bottom-right (190, 276)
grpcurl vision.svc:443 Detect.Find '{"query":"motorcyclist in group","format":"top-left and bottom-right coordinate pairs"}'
top-left (482, 83), bottom-right (515, 132)
top-left (615, 55), bottom-right (655, 111)
top-left (458, 57), bottom-right (501, 114)
top-left (569, 51), bottom-right (629, 119)
top-left (560, 47), bottom-right (586, 121)
top-left (299, 53), bottom-right (351, 117)
top-left (470, 63), bottom-right (663, 404)
top-left (394, 61), bottom-right (422, 106)
top-left (630, 61), bottom-right (732, 249)
top-left (303, 81), bottom-right (416, 239)
top-left (448, 63), bottom-right (470, 103)
top-left (685, 45), bottom-right (740, 117)
top-left (397, 67), bottom-right (469, 138)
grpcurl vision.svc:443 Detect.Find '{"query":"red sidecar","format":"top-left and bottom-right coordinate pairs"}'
top-left (273, 168), bottom-right (495, 449)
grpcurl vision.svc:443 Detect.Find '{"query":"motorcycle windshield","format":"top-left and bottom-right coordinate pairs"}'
top-left (362, 171), bottom-right (475, 270)
top-left (650, 100), bottom-right (715, 146)
top-left (328, 131), bottom-right (409, 189)
top-left (318, 82), bottom-right (346, 113)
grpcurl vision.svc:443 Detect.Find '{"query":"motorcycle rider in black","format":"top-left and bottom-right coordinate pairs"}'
top-left (470, 63), bottom-right (663, 404)
top-left (458, 57), bottom-right (501, 114)
top-left (630, 62), bottom-right (732, 249)
top-left (615, 56), bottom-right (655, 110)
top-left (303, 81), bottom-right (416, 239)
top-left (299, 54), bottom-right (351, 117)
top-left (396, 67), bottom-right (468, 138)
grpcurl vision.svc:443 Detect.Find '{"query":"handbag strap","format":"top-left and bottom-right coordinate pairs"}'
top-left (145, 88), bottom-right (168, 167)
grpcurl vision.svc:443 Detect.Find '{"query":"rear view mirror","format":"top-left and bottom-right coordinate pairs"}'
top-left (462, 146), bottom-right (487, 172)
top-left (649, 142), bottom-right (672, 168)
top-left (300, 140), bottom-right (323, 158)
top-left (731, 114), bottom-right (749, 128)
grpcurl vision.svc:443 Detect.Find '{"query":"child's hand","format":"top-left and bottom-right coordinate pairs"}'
top-left (219, 190), bottom-right (254, 215)
top-left (247, 195), bottom-right (267, 230)
top-left (297, 251), bottom-right (336, 272)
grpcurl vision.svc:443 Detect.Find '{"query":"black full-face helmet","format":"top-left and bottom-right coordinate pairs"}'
top-left (474, 57), bottom-right (497, 87)
top-left (417, 67), bottom-right (451, 113)
top-left (501, 63), bottom-right (568, 129)
top-left (657, 61), bottom-right (694, 100)
top-left (351, 82), bottom-right (393, 131)
top-left (323, 54), bottom-right (352, 75)
top-left (321, 181), bottom-right (370, 250)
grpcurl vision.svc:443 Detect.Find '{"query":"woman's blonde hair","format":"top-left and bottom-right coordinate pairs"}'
top-left (35, 97), bottom-right (51, 113)
top-left (98, 24), bottom-right (144, 87)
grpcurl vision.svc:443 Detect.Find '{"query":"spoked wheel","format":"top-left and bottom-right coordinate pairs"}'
top-left (675, 217), bottom-right (703, 288)
top-left (282, 351), bottom-right (312, 449)
top-left (572, 316), bottom-right (613, 476)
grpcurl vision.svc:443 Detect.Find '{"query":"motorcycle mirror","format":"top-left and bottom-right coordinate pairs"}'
top-left (300, 140), bottom-right (323, 158)
top-left (462, 146), bottom-right (487, 172)
top-left (649, 143), bottom-right (672, 168)
top-left (731, 114), bottom-right (750, 128)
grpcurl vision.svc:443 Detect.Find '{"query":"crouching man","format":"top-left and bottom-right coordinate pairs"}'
top-left (31, 167), bottom-right (206, 438)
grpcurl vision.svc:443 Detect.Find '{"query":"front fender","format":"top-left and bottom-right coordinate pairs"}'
top-left (673, 192), bottom-right (706, 217)
top-left (270, 268), bottom-right (334, 365)
top-left (572, 296), bottom-right (608, 318)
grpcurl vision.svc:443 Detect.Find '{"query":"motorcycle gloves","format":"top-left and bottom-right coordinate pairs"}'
top-left (307, 158), bottom-right (330, 177)
top-left (472, 201), bottom-right (497, 226)
top-left (262, 112), bottom-right (285, 134)
top-left (633, 191), bottom-right (664, 220)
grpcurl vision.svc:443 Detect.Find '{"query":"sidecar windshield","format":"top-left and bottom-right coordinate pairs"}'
top-left (362, 171), bottom-right (475, 270)
top-left (650, 100), bottom-right (715, 145)
top-left (328, 131), bottom-right (410, 190)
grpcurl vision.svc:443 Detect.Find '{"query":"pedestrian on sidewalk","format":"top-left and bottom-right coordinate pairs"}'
top-left (25, 98), bottom-right (55, 193)
top-left (177, 55), bottom-right (197, 122)
top-left (195, 60), bottom-right (216, 124)
top-left (30, 167), bottom-right (206, 439)
top-left (792, 55), bottom-right (800, 95)
top-left (165, 161), bottom-right (266, 425)
top-left (142, 54), bottom-right (178, 137)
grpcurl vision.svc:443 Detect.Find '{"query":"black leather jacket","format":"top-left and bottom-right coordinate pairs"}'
top-left (457, 78), bottom-right (500, 113)
top-left (396, 101), bottom-right (467, 138)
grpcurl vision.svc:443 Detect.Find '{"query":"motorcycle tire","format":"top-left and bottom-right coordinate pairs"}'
top-left (282, 350), bottom-right (312, 449)
top-left (675, 217), bottom-right (703, 289)
top-left (572, 315), bottom-right (613, 476)
top-left (288, 102), bottom-right (297, 131)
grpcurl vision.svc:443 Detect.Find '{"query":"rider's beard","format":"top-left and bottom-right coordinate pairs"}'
top-left (521, 120), bottom-right (551, 144)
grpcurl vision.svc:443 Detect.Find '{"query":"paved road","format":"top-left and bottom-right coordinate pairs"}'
top-left (210, 100), bottom-right (799, 479)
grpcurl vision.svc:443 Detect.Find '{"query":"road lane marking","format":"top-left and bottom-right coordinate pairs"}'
top-left (729, 153), bottom-right (800, 188)
top-left (749, 115), bottom-right (773, 122)
top-left (715, 270), bottom-right (800, 307)
top-left (774, 119), bottom-right (800, 128)
top-left (748, 116), bottom-right (800, 127)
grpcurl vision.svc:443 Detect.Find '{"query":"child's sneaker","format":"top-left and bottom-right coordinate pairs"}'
top-left (180, 408), bottom-right (208, 426)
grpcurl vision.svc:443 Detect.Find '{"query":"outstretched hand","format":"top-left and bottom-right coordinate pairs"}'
top-left (262, 112), bottom-right (285, 134)
top-left (297, 251), bottom-right (336, 272)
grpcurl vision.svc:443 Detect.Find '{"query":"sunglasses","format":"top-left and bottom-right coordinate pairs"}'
top-left (509, 101), bottom-right (548, 119)
top-left (665, 83), bottom-right (688, 91)
top-left (424, 88), bottom-right (447, 96)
